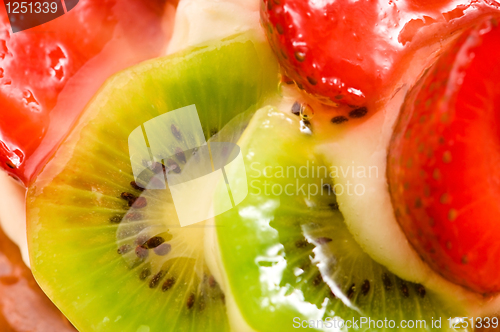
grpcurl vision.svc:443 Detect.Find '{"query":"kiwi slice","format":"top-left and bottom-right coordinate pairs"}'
top-left (213, 107), bottom-right (467, 331)
top-left (26, 33), bottom-right (278, 332)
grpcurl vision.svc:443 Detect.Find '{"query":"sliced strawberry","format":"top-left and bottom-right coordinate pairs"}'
top-left (260, 0), bottom-right (496, 111)
top-left (388, 16), bottom-right (500, 294)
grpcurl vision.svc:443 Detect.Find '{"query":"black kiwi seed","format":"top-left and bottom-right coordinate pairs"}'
top-left (328, 202), bottom-right (339, 210)
top-left (347, 283), bottom-right (356, 299)
top-left (162, 277), bottom-right (176, 292)
top-left (109, 215), bottom-right (123, 223)
top-left (175, 147), bottom-right (186, 164)
top-left (300, 262), bottom-right (311, 271)
top-left (135, 234), bottom-right (148, 246)
top-left (135, 246), bottom-right (149, 260)
top-left (208, 275), bottom-right (217, 288)
top-left (361, 280), bottom-right (370, 296)
top-left (132, 197), bottom-right (147, 209)
top-left (149, 271), bottom-right (164, 288)
top-left (142, 236), bottom-right (165, 249)
top-left (210, 128), bottom-right (219, 137)
top-left (415, 284), bottom-right (426, 298)
top-left (139, 267), bottom-right (151, 280)
top-left (5, 161), bottom-right (15, 169)
top-left (125, 212), bottom-right (142, 221)
top-left (150, 162), bottom-right (165, 174)
top-left (348, 107), bottom-right (368, 119)
top-left (331, 116), bottom-right (349, 124)
top-left (130, 181), bottom-right (145, 191)
top-left (291, 101), bottom-right (301, 116)
top-left (382, 273), bottom-right (392, 291)
top-left (154, 243), bottom-right (172, 256)
top-left (187, 293), bottom-right (196, 309)
top-left (312, 274), bottom-right (323, 286)
top-left (295, 239), bottom-right (308, 248)
top-left (166, 159), bottom-right (181, 174)
top-left (171, 124), bottom-right (182, 141)
top-left (120, 192), bottom-right (137, 206)
top-left (316, 237), bottom-right (332, 245)
top-left (117, 245), bottom-right (131, 255)
top-left (400, 280), bottom-right (409, 298)
top-left (322, 184), bottom-right (332, 193)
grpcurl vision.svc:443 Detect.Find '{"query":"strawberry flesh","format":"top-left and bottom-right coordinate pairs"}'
top-left (388, 16), bottom-right (500, 294)
top-left (0, 0), bottom-right (171, 186)
top-left (261, 0), bottom-right (499, 111)
top-left (261, 0), bottom-right (398, 107)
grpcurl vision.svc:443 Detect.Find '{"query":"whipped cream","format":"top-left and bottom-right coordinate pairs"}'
top-left (0, 171), bottom-right (29, 266)
top-left (166, 0), bottom-right (261, 55)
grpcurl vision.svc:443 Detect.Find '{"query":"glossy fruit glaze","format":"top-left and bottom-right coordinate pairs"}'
top-left (388, 17), bottom-right (500, 294)
top-left (0, 0), bottom-right (174, 186)
top-left (261, 0), bottom-right (500, 111)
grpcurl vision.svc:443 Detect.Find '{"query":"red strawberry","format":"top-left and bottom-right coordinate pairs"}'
top-left (260, 0), bottom-right (492, 111)
top-left (261, 0), bottom-right (396, 107)
top-left (0, 0), bottom-right (172, 186)
top-left (388, 16), bottom-right (500, 294)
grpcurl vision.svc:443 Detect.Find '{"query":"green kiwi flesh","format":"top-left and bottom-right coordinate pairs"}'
top-left (214, 107), bottom-right (467, 331)
top-left (26, 33), bottom-right (278, 332)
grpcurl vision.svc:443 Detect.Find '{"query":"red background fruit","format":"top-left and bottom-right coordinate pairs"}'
top-left (0, 225), bottom-right (76, 331)
top-left (261, 0), bottom-right (402, 107)
top-left (388, 17), bottom-right (500, 293)
top-left (0, 0), bottom-right (175, 186)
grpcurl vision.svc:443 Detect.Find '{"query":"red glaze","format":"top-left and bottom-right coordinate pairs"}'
top-left (0, 0), bottom-right (173, 186)
top-left (388, 17), bottom-right (500, 294)
top-left (261, 0), bottom-right (498, 110)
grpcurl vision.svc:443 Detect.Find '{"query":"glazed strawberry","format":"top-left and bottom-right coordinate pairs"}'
top-left (260, 0), bottom-right (492, 110)
top-left (388, 16), bottom-right (500, 294)
top-left (261, 0), bottom-right (396, 107)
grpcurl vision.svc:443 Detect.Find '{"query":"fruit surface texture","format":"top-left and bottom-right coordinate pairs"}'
top-left (26, 34), bottom-right (278, 331)
top-left (0, 0), bottom-right (172, 185)
top-left (260, 0), bottom-right (500, 110)
top-left (388, 17), bottom-right (500, 294)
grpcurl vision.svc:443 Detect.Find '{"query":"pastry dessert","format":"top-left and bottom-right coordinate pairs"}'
top-left (2, 0), bottom-right (500, 331)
